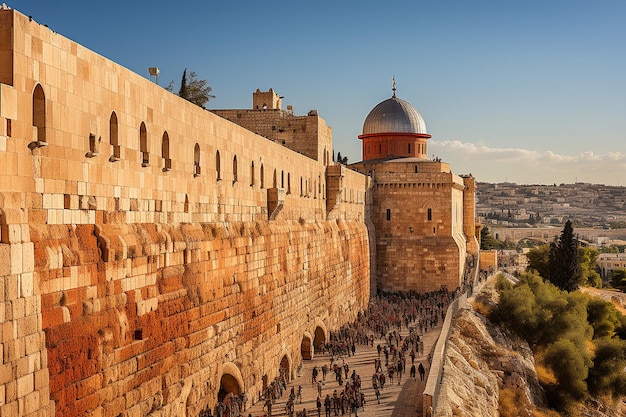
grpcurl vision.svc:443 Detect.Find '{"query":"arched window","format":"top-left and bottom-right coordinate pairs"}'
top-left (107, 112), bottom-right (120, 161)
top-left (233, 155), bottom-right (238, 183)
top-left (215, 150), bottom-right (221, 180)
top-left (32, 84), bottom-right (46, 145)
top-left (281, 170), bottom-right (284, 188)
top-left (273, 169), bottom-right (277, 188)
top-left (408, 143), bottom-right (411, 154)
top-left (139, 122), bottom-right (149, 166)
top-left (162, 132), bottom-right (171, 171)
top-left (260, 164), bottom-right (265, 189)
top-left (386, 209), bottom-right (391, 221)
top-left (250, 161), bottom-right (255, 187)
top-left (427, 208), bottom-right (432, 221)
top-left (287, 173), bottom-right (291, 194)
top-left (300, 177), bottom-right (303, 196)
top-left (194, 143), bottom-right (201, 176)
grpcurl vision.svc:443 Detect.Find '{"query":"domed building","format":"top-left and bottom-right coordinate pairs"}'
top-left (351, 82), bottom-right (479, 294)
top-left (359, 85), bottom-right (431, 161)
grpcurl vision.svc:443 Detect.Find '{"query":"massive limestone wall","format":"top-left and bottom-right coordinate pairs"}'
top-left (0, 8), bottom-right (371, 417)
top-left (33, 218), bottom-right (369, 417)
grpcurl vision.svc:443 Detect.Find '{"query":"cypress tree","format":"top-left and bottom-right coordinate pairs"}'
top-left (178, 68), bottom-right (188, 99)
top-left (548, 220), bottom-right (581, 291)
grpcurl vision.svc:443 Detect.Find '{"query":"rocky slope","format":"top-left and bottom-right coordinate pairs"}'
top-left (434, 282), bottom-right (626, 417)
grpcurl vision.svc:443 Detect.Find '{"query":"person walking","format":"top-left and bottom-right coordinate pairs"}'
top-left (418, 362), bottom-right (426, 381)
top-left (324, 394), bottom-right (332, 417)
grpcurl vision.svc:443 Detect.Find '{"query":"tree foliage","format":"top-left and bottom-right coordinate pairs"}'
top-left (587, 337), bottom-right (626, 399)
top-left (491, 273), bottom-right (626, 411)
top-left (335, 152), bottom-right (349, 165)
top-left (166, 68), bottom-right (215, 109)
top-left (611, 269), bottom-right (626, 291)
top-left (579, 246), bottom-right (601, 287)
top-left (548, 220), bottom-right (582, 291)
top-left (526, 244), bottom-right (550, 279)
top-left (480, 226), bottom-right (512, 250)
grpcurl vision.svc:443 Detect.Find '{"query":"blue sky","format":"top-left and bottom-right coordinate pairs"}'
top-left (12, 0), bottom-right (626, 185)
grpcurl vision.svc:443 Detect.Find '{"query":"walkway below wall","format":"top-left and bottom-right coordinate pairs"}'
top-left (245, 320), bottom-right (444, 417)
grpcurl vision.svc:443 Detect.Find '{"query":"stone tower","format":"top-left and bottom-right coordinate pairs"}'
top-left (351, 82), bottom-right (478, 293)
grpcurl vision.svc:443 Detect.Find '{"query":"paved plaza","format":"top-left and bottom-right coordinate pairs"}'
top-left (244, 320), bottom-right (443, 417)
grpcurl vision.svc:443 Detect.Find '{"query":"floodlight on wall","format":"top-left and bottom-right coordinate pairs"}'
top-left (148, 67), bottom-right (160, 85)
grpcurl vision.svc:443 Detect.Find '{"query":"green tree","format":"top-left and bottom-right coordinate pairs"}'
top-left (586, 296), bottom-right (624, 339)
top-left (548, 220), bottom-right (581, 291)
top-left (579, 246), bottom-right (601, 287)
top-left (167, 68), bottom-right (215, 109)
top-left (335, 152), bottom-right (348, 164)
top-left (587, 337), bottom-right (626, 399)
top-left (610, 268), bottom-right (626, 291)
top-left (526, 244), bottom-right (550, 278)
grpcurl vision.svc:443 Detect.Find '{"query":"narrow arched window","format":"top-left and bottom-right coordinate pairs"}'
top-left (233, 155), bottom-right (238, 183)
top-left (386, 209), bottom-right (391, 221)
top-left (250, 161), bottom-right (255, 187)
top-left (260, 164), bottom-right (265, 188)
top-left (162, 132), bottom-right (171, 171)
top-left (281, 170), bottom-right (284, 188)
top-left (287, 173), bottom-right (291, 194)
top-left (139, 122), bottom-right (149, 166)
top-left (109, 112), bottom-right (120, 161)
top-left (194, 143), bottom-right (201, 176)
top-left (273, 169), bottom-right (277, 188)
top-left (300, 177), bottom-right (303, 196)
top-left (408, 143), bottom-right (411, 154)
top-left (32, 84), bottom-right (46, 144)
top-left (215, 150), bottom-right (221, 180)
top-left (427, 208), bottom-right (432, 221)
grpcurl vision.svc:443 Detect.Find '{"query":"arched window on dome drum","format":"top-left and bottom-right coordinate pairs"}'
top-left (109, 112), bottom-right (120, 161)
top-left (408, 143), bottom-right (411, 154)
top-left (32, 84), bottom-right (46, 144)
top-left (386, 209), bottom-right (391, 221)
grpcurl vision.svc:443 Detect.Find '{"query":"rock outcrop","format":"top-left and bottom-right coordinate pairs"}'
top-left (434, 282), bottom-right (626, 417)
top-left (434, 303), bottom-right (546, 417)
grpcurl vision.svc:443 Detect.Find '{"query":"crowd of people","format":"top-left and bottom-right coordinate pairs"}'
top-left (241, 288), bottom-right (458, 417)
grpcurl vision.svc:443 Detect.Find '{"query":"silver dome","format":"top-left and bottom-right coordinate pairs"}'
top-left (362, 96), bottom-right (428, 135)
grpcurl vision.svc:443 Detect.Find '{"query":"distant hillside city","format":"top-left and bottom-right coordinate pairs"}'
top-left (476, 182), bottom-right (626, 229)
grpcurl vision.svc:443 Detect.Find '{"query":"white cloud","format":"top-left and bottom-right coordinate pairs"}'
top-left (430, 140), bottom-right (626, 185)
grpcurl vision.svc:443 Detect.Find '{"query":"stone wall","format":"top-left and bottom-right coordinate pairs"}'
top-left (34, 219), bottom-right (369, 417)
top-left (364, 164), bottom-right (468, 293)
top-left (0, 8), bottom-right (371, 417)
